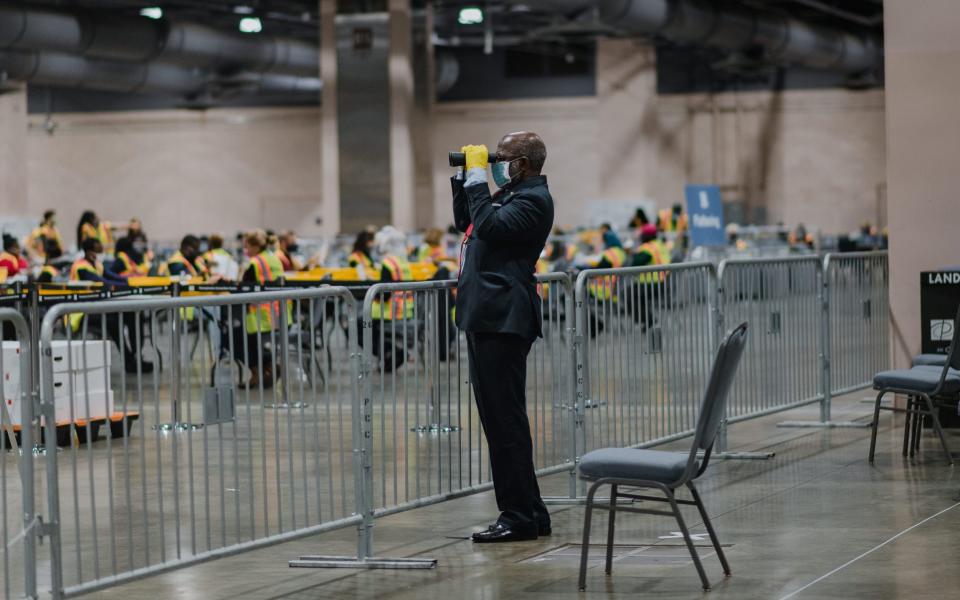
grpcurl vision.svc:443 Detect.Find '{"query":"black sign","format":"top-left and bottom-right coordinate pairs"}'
top-left (920, 271), bottom-right (960, 355)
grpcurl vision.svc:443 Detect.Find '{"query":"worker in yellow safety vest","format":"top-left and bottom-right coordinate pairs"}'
top-left (632, 224), bottom-right (670, 282)
top-left (69, 238), bottom-right (152, 373)
top-left (76, 210), bottom-right (120, 254)
top-left (371, 226), bottom-right (415, 320)
top-left (37, 238), bottom-right (62, 283)
top-left (347, 231), bottom-right (378, 280)
top-left (580, 225), bottom-right (627, 301)
top-left (657, 204), bottom-right (688, 234)
top-left (25, 210), bottom-right (65, 262)
top-left (416, 228), bottom-right (448, 265)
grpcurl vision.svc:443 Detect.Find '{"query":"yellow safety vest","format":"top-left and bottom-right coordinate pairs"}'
top-left (348, 251), bottom-right (377, 280)
top-left (637, 241), bottom-right (668, 283)
top-left (588, 247), bottom-right (627, 300)
top-left (371, 256), bottom-right (414, 320)
top-left (244, 252), bottom-right (291, 333)
top-left (67, 258), bottom-right (104, 332)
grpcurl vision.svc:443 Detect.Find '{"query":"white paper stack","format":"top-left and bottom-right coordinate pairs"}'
top-left (0, 340), bottom-right (114, 428)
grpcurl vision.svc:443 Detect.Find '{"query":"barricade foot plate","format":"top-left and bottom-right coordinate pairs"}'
top-left (777, 420), bottom-right (871, 428)
top-left (290, 556), bottom-right (437, 570)
top-left (410, 424), bottom-right (461, 433)
top-left (153, 422), bottom-right (204, 432)
top-left (713, 451), bottom-right (775, 460)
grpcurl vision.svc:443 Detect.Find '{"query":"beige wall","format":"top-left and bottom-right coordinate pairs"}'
top-left (18, 39), bottom-right (885, 244)
top-left (885, 0), bottom-right (960, 367)
top-left (26, 107), bottom-right (322, 246)
top-left (430, 39), bottom-right (885, 235)
top-left (0, 86), bottom-right (28, 215)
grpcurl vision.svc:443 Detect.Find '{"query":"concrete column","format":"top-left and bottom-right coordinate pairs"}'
top-left (388, 0), bottom-right (416, 231)
top-left (319, 0), bottom-right (340, 236)
top-left (0, 85), bottom-right (28, 215)
top-left (885, 0), bottom-right (960, 367)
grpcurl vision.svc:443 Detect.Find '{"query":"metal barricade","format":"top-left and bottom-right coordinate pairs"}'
top-left (357, 274), bottom-right (576, 528)
top-left (824, 252), bottom-right (890, 398)
top-left (36, 288), bottom-right (362, 597)
top-left (1, 309), bottom-right (35, 600)
top-left (717, 257), bottom-right (824, 429)
top-left (574, 263), bottom-right (719, 454)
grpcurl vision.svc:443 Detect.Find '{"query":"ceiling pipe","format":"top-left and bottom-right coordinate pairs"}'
top-left (597, 0), bottom-right (879, 73)
top-left (0, 49), bottom-right (322, 96)
top-left (0, 4), bottom-right (318, 77)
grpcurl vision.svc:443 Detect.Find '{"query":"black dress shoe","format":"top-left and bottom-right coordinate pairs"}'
top-left (472, 523), bottom-right (538, 543)
top-left (538, 522), bottom-right (552, 536)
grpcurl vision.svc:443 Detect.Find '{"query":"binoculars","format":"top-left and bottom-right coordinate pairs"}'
top-left (448, 152), bottom-right (497, 167)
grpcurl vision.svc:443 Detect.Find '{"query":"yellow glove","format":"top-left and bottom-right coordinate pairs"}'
top-left (461, 144), bottom-right (488, 171)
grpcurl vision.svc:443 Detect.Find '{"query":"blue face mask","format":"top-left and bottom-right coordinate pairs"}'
top-left (492, 161), bottom-right (512, 188)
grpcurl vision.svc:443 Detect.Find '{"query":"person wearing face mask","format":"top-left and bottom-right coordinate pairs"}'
top-left (165, 235), bottom-right (207, 279)
top-left (453, 131), bottom-right (554, 543)
top-left (348, 231), bottom-right (377, 280)
top-left (112, 237), bottom-right (148, 277)
top-left (275, 230), bottom-right (303, 272)
top-left (69, 238), bottom-right (152, 372)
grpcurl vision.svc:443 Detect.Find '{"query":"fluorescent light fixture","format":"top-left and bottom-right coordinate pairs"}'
top-left (139, 7), bottom-right (163, 19)
top-left (458, 7), bottom-right (483, 25)
top-left (239, 17), bottom-right (263, 33)
top-left (234, 5), bottom-right (254, 15)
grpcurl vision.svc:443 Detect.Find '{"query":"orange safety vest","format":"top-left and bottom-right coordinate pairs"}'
top-left (69, 257), bottom-right (103, 281)
top-left (165, 251), bottom-right (199, 278)
top-left (637, 241), bottom-right (667, 283)
top-left (372, 256), bottom-right (415, 320)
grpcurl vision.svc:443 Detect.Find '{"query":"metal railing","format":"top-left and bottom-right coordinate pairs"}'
top-left (717, 257), bottom-right (825, 426)
top-left (1, 251), bottom-right (890, 595)
top-left (824, 252), bottom-right (891, 397)
top-left (1, 309), bottom-right (35, 600)
top-left (355, 274), bottom-right (577, 548)
top-left (36, 288), bottom-right (362, 597)
top-left (573, 263), bottom-right (719, 455)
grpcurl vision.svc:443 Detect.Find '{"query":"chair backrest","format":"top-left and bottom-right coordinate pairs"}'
top-left (935, 304), bottom-right (960, 390)
top-left (685, 323), bottom-right (749, 473)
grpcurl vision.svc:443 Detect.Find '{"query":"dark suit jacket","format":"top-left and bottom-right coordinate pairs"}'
top-left (453, 174), bottom-right (555, 341)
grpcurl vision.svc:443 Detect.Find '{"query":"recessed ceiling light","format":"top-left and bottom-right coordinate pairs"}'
top-left (139, 7), bottom-right (163, 19)
top-left (239, 16), bottom-right (263, 33)
top-left (458, 7), bottom-right (483, 25)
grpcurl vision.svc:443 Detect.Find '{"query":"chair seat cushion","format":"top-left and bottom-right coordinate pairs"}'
top-left (913, 353), bottom-right (948, 367)
top-left (873, 368), bottom-right (960, 394)
top-left (578, 448), bottom-right (695, 484)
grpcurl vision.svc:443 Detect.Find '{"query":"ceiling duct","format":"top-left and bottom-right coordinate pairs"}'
top-left (0, 49), bottom-right (322, 97)
top-left (0, 4), bottom-right (318, 76)
top-left (597, 0), bottom-right (879, 73)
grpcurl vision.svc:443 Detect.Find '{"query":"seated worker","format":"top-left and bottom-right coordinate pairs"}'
top-left (112, 237), bottom-right (149, 277)
top-left (203, 234), bottom-right (239, 281)
top-left (165, 234), bottom-right (217, 280)
top-left (275, 231), bottom-right (303, 272)
top-left (37, 238), bottom-right (63, 283)
top-left (347, 231), bottom-right (377, 280)
top-left (0, 235), bottom-right (28, 277)
top-left (70, 238), bottom-right (152, 373)
top-left (632, 224), bottom-right (671, 269)
top-left (231, 230), bottom-right (287, 387)
top-left (416, 228), bottom-right (447, 264)
top-left (25, 210), bottom-right (64, 262)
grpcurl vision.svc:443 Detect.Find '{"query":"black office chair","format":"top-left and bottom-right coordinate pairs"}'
top-left (576, 323), bottom-right (749, 592)
top-left (869, 305), bottom-right (960, 465)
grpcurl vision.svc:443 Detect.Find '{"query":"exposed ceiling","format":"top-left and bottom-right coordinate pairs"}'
top-left (0, 0), bottom-right (884, 110)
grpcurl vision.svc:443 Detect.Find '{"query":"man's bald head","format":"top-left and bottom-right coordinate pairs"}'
top-left (496, 131), bottom-right (547, 177)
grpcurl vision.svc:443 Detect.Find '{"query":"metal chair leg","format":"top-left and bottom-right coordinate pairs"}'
top-left (605, 484), bottom-right (618, 575)
top-left (665, 487), bottom-right (711, 591)
top-left (869, 390), bottom-right (885, 462)
top-left (901, 396), bottom-right (914, 457)
top-left (922, 394), bottom-right (953, 465)
top-left (578, 481), bottom-right (602, 592)
top-left (687, 481), bottom-right (730, 577)
top-left (912, 399), bottom-right (924, 456)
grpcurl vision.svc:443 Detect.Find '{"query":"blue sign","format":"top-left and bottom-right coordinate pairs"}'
top-left (684, 184), bottom-right (726, 247)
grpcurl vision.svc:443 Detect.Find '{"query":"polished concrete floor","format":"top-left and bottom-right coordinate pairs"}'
top-left (60, 392), bottom-right (960, 600)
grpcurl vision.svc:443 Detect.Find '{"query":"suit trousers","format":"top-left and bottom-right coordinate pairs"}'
top-left (466, 331), bottom-right (549, 530)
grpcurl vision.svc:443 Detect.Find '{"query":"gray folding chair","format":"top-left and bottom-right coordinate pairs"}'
top-left (576, 323), bottom-right (748, 592)
top-left (869, 305), bottom-right (960, 465)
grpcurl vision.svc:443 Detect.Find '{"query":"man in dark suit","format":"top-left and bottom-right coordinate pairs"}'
top-left (452, 131), bottom-right (555, 543)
